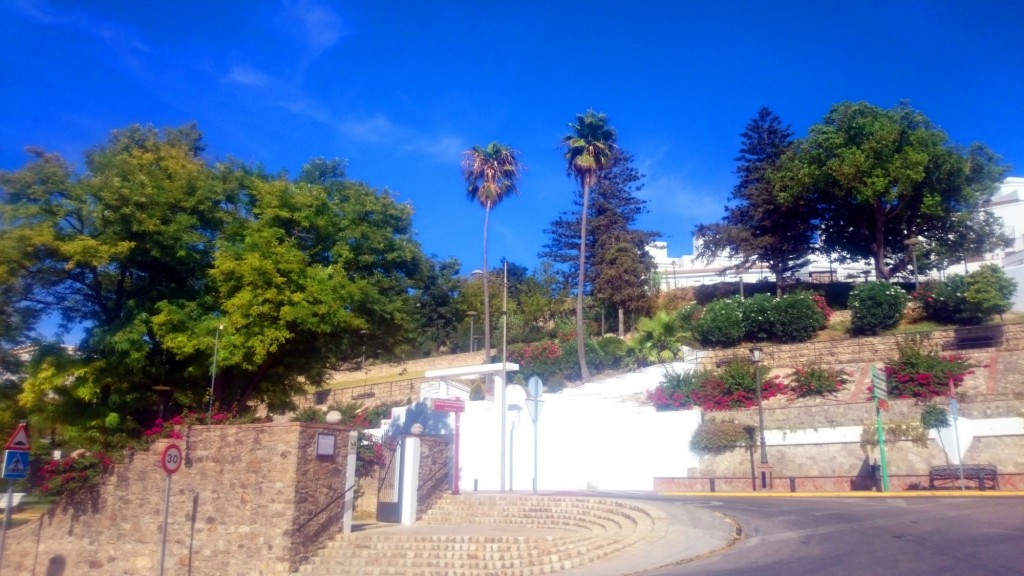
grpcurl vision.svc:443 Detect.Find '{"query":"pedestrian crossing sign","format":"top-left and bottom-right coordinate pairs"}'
top-left (3, 450), bottom-right (30, 479)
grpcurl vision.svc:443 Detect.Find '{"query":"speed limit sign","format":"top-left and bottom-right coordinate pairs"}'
top-left (161, 443), bottom-right (183, 475)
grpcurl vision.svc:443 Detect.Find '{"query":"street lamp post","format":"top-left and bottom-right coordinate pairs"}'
top-left (209, 324), bottom-right (223, 418)
top-left (906, 237), bottom-right (922, 292)
top-left (474, 263), bottom-right (511, 491)
top-left (749, 345), bottom-right (769, 489)
top-left (467, 311), bottom-right (477, 353)
top-left (500, 259), bottom-right (509, 492)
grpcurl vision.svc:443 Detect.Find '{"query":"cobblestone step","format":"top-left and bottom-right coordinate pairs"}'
top-left (291, 494), bottom-right (662, 576)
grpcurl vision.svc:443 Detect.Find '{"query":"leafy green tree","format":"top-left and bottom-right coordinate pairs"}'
top-left (1, 125), bottom-right (427, 447)
top-left (593, 238), bottom-right (653, 337)
top-left (461, 142), bottom-right (523, 362)
top-left (784, 101), bottom-right (1007, 280)
top-left (542, 149), bottom-right (658, 329)
top-left (412, 257), bottom-right (463, 354)
top-left (695, 108), bottom-right (814, 295)
top-left (964, 263), bottom-right (1016, 322)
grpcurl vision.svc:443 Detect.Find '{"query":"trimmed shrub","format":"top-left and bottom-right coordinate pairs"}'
top-left (675, 302), bottom-right (703, 333)
top-left (693, 297), bottom-right (744, 347)
top-left (740, 294), bottom-right (775, 342)
top-left (849, 281), bottom-right (908, 335)
top-left (689, 420), bottom-right (752, 455)
top-left (916, 277), bottom-right (968, 324)
top-left (915, 265), bottom-right (1015, 325)
top-left (771, 292), bottom-right (825, 343)
top-left (964, 264), bottom-right (1016, 322)
top-left (595, 335), bottom-right (630, 369)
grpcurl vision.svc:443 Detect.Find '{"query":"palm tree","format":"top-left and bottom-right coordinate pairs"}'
top-left (561, 110), bottom-right (617, 383)
top-left (461, 142), bottom-right (523, 362)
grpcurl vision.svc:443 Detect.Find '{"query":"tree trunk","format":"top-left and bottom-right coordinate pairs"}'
top-left (576, 183), bottom-right (591, 383)
top-left (617, 306), bottom-right (625, 338)
top-left (482, 205), bottom-right (491, 363)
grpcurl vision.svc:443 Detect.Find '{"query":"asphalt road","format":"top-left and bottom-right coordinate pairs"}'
top-left (651, 496), bottom-right (1024, 576)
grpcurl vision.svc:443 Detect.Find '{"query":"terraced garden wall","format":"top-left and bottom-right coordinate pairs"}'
top-left (1, 422), bottom-right (355, 576)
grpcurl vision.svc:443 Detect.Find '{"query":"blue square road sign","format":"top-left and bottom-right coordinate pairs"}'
top-left (2, 450), bottom-right (30, 479)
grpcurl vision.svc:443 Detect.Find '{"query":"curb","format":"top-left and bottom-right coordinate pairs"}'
top-left (661, 490), bottom-right (1024, 498)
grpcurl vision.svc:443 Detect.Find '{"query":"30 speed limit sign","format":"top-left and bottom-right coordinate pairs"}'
top-left (160, 443), bottom-right (183, 475)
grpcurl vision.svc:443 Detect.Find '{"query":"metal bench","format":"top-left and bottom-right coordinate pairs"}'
top-left (940, 327), bottom-right (1004, 351)
top-left (929, 464), bottom-right (999, 490)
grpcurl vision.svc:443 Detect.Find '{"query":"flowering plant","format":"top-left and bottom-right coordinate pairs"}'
top-left (647, 363), bottom-right (786, 412)
top-left (355, 433), bottom-right (387, 478)
top-left (143, 408), bottom-right (245, 441)
top-left (786, 365), bottom-right (851, 398)
top-left (507, 339), bottom-right (568, 379)
top-left (39, 451), bottom-right (115, 496)
top-left (810, 293), bottom-right (833, 325)
top-left (880, 341), bottom-right (976, 401)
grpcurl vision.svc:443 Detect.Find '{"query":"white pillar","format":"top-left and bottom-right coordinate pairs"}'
top-left (400, 437), bottom-right (421, 525)
top-left (342, 430), bottom-right (358, 533)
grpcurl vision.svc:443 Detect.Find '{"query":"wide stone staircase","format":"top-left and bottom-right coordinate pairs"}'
top-left (293, 494), bottom-right (666, 576)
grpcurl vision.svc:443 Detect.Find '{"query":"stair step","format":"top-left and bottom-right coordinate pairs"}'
top-left (291, 494), bottom-right (661, 576)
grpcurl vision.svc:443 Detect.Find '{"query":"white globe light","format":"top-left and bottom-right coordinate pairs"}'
top-left (325, 410), bottom-right (342, 424)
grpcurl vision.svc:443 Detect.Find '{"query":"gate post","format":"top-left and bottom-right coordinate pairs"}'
top-left (400, 436), bottom-right (421, 525)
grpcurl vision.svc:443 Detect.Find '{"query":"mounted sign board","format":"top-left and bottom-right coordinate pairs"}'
top-left (4, 422), bottom-right (30, 451)
top-left (316, 432), bottom-right (337, 457)
top-left (2, 450), bottom-right (30, 479)
top-left (871, 367), bottom-right (889, 411)
top-left (527, 376), bottom-right (543, 400)
top-left (160, 443), bottom-right (183, 475)
top-left (431, 397), bottom-right (465, 413)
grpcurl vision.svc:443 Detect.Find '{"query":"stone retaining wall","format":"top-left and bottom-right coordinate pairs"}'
top-left (702, 323), bottom-right (1024, 369)
top-left (1, 422), bottom-right (354, 576)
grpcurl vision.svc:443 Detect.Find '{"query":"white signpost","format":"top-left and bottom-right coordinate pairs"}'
top-left (1, 423), bottom-right (31, 575)
top-left (527, 376), bottom-right (543, 494)
top-left (158, 443), bottom-right (182, 576)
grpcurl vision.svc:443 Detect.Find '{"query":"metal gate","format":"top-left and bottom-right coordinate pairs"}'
top-left (375, 438), bottom-right (402, 523)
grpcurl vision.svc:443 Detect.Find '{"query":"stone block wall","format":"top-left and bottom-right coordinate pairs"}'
top-left (1, 422), bottom-right (353, 576)
top-left (702, 322), bottom-right (1024, 370)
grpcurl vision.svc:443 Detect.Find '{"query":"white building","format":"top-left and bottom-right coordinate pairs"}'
top-left (650, 176), bottom-right (1024, 292)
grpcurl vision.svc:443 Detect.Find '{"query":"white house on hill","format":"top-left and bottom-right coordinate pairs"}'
top-left (650, 176), bottom-right (1024, 293)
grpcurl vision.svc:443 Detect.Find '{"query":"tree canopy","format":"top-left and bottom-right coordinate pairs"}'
top-left (0, 125), bottom-right (427, 444)
top-left (782, 101), bottom-right (1008, 280)
top-left (694, 107), bottom-right (815, 294)
top-left (543, 149), bottom-right (658, 335)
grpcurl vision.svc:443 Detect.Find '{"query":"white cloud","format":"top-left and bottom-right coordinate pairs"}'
top-left (224, 65), bottom-right (271, 88)
top-left (281, 0), bottom-right (346, 59)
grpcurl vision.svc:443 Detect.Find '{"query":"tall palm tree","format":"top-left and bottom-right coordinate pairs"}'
top-left (561, 110), bottom-right (616, 383)
top-left (461, 142), bottom-right (522, 362)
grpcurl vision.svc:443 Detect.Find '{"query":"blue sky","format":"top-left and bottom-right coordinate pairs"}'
top-left (3, 0), bottom-right (1023, 274)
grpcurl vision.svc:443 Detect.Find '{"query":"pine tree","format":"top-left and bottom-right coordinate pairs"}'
top-left (694, 107), bottom-right (815, 295)
top-left (541, 149), bottom-right (658, 335)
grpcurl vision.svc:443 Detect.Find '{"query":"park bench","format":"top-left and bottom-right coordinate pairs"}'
top-left (0, 492), bottom-right (26, 512)
top-left (929, 464), bottom-right (999, 491)
top-left (940, 326), bottom-right (1003, 351)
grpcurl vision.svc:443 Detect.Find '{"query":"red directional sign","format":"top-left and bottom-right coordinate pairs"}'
top-left (431, 397), bottom-right (465, 413)
top-left (161, 443), bottom-right (183, 475)
top-left (4, 422), bottom-right (30, 451)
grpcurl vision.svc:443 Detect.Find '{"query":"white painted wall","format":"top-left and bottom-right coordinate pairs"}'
top-left (378, 363), bottom-right (1024, 491)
